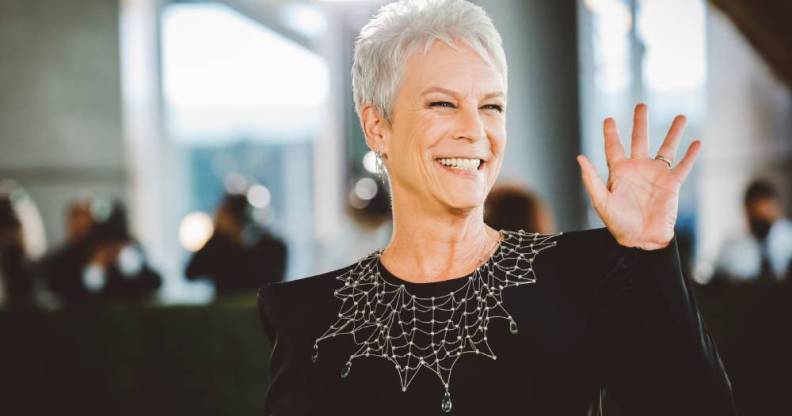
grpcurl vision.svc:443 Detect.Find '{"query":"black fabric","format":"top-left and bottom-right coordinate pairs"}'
top-left (257, 227), bottom-right (736, 415)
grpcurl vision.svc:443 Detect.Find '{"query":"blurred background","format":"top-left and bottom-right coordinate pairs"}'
top-left (0, 0), bottom-right (789, 415)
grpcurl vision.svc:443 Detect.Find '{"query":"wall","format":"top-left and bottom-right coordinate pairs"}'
top-left (0, 0), bottom-right (125, 245)
top-left (477, 0), bottom-right (585, 231)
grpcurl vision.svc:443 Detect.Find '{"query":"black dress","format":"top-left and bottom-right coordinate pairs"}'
top-left (256, 227), bottom-right (736, 415)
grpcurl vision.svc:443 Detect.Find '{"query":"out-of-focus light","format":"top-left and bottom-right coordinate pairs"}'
top-left (694, 262), bottom-right (714, 285)
top-left (281, 4), bottom-right (326, 38)
top-left (118, 245), bottom-right (144, 276)
top-left (179, 212), bottom-right (214, 252)
top-left (348, 188), bottom-right (369, 209)
top-left (362, 150), bottom-right (378, 174)
top-left (224, 173), bottom-right (248, 194)
top-left (83, 265), bottom-right (106, 292)
top-left (247, 184), bottom-right (271, 208)
top-left (354, 177), bottom-right (378, 201)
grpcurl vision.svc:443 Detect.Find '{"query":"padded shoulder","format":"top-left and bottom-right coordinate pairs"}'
top-left (257, 263), bottom-right (356, 342)
top-left (529, 226), bottom-right (644, 291)
top-left (536, 226), bottom-right (626, 263)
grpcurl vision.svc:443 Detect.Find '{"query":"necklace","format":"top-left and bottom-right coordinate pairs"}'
top-left (312, 229), bottom-right (563, 413)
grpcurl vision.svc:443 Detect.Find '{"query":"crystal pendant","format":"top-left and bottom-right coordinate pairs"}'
top-left (340, 361), bottom-right (352, 378)
top-left (311, 344), bottom-right (319, 363)
top-left (441, 391), bottom-right (453, 413)
top-left (509, 320), bottom-right (519, 335)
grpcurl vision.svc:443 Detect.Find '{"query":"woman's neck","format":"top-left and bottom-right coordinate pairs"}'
top-left (380, 200), bottom-right (502, 284)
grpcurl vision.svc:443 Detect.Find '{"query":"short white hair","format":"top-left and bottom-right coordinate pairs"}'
top-left (352, 0), bottom-right (507, 124)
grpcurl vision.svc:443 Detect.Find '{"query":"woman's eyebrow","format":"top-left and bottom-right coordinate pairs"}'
top-left (420, 86), bottom-right (458, 97)
top-left (482, 91), bottom-right (505, 100)
top-left (420, 86), bottom-right (504, 100)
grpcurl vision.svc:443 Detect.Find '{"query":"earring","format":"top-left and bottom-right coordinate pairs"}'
top-left (375, 150), bottom-right (388, 184)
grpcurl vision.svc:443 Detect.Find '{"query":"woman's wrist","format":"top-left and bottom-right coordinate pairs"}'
top-left (616, 231), bottom-right (674, 251)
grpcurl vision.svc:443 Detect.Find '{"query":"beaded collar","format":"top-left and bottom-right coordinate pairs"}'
top-left (312, 229), bottom-right (563, 413)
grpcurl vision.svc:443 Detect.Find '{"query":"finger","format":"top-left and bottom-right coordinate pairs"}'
top-left (656, 114), bottom-right (686, 160)
top-left (672, 140), bottom-right (702, 183)
top-left (577, 155), bottom-right (609, 211)
top-left (603, 117), bottom-right (626, 169)
top-left (631, 103), bottom-right (650, 159)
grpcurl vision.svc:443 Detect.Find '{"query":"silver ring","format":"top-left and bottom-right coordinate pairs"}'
top-left (654, 155), bottom-right (672, 169)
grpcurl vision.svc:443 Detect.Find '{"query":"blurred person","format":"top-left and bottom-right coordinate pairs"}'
top-left (0, 180), bottom-right (47, 261)
top-left (0, 195), bottom-right (35, 307)
top-left (484, 181), bottom-right (555, 234)
top-left (711, 178), bottom-right (791, 283)
top-left (256, 1), bottom-right (735, 415)
top-left (185, 193), bottom-right (287, 296)
top-left (41, 198), bottom-right (162, 304)
top-left (0, 180), bottom-right (47, 308)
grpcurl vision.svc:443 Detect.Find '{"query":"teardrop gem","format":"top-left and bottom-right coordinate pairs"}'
top-left (509, 320), bottom-right (519, 335)
top-left (340, 361), bottom-right (352, 378)
top-left (311, 344), bottom-right (319, 363)
top-left (441, 391), bottom-right (453, 413)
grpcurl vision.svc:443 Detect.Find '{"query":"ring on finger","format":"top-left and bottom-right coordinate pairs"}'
top-left (654, 154), bottom-right (672, 169)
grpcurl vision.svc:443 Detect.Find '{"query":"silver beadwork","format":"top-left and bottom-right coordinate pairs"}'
top-left (313, 229), bottom-right (563, 411)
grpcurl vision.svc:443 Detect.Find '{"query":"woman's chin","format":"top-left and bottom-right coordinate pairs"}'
top-left (436, 188), bottom-right (486, 210)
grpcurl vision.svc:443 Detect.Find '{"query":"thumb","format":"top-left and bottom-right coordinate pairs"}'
top-left (576, 155), bottom-right (608, 211)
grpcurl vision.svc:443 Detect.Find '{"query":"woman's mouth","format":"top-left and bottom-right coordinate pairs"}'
top-left (435, 157), bottom-right (485, 177)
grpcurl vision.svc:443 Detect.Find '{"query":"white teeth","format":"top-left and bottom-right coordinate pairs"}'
top-left (436, 157), bottom-right (481, 171)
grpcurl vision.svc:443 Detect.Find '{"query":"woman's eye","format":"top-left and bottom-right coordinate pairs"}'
top-left (429, 101), bottom-right (455, 109)
top-left (482, 104), bottom-right (504, 113)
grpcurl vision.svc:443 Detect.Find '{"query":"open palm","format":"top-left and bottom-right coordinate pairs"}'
top-left (576, 103), bottom-right (701, 250)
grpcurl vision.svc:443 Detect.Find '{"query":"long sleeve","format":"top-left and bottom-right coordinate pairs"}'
top-left (257, 285), bottom-right (316, 416)
top-left (592, 234), bottom-right (737, 415)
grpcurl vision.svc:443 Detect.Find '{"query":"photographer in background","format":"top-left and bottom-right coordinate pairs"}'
top-left (0, 195), bottom-right (35, 307)
top-left (41, 198), bottom-right (162, 305)
top-left (185, 193), bottom-right (287, 297)
top-left (712, 178), bottom-right (791, 284)
top-left (0, 180), bottom-right (47, 308)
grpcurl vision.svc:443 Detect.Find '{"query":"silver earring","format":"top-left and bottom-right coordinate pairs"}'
top-left (375, 150), bottom-right (388, 184)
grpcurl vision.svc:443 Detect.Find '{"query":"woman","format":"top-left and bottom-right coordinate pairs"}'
top-left (257, 0), bottom-right (736, 414)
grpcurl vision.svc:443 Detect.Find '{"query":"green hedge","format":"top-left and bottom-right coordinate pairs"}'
top-left (0, 297), bottom-right (270, 416)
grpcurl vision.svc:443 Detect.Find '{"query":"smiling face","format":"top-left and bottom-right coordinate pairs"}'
top-left (366, 40), bottom-right (507, 214)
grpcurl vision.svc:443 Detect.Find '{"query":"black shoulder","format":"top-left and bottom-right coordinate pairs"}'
top-left (553, 226), bottom-right (625, 253)
top-left (257, 263), bottom-right (352, 301)
top-left (556, 226), bottom-right (617, 246)
top-left (500, 226), bottom-right (622, 261)
top-left (256, 263), bottom-right (356, 341)
top-left (522, 227), bottom-right (633, 284)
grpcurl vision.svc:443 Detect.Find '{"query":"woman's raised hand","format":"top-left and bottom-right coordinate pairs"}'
top-left (576, 103), bottom-right (701, 250)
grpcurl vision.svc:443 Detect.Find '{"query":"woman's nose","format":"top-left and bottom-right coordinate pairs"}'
top-left (453, 105), bottom-right (486, 142)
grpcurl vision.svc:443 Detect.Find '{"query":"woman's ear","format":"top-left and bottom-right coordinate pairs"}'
top-left (361, 104), bottom-right (388, 153)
